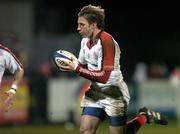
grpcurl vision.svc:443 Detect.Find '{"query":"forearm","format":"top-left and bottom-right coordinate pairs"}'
top-left (75, 65), bottom-right (111, 84)
top-left (5, 68), bottom-right (24, 100)
top-left (12, 68), bottom-right (24, 88)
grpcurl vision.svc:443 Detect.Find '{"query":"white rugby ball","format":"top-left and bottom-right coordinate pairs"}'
top-left (52, 50), bottom-right (78, 70)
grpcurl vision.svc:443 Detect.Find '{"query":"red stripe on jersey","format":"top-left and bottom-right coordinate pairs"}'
top-left (100, 32), bottom-right (115, 71)
top-left (0, 44), bottom-right (23, 68)
top-left (75, 65), bottom-right (111, 84)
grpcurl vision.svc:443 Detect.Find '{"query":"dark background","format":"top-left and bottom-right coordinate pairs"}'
top-left (1, 1), bottom-right (179, 78)
top-left (34, 1), bottom-right (180, 79)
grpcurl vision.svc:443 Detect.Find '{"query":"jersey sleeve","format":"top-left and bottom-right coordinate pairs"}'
top-left (99, 34), bottom-right (115, 71)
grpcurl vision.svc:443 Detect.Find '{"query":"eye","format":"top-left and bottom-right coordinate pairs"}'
top-left (79, 23), bottom-right (85, 27)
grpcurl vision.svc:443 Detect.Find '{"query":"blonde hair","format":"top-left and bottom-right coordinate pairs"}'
top-left (78, 4), bottom-right (105, 30)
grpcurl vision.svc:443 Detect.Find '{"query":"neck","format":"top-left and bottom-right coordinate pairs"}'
top-left (90, 29), bottom-right (102, 42)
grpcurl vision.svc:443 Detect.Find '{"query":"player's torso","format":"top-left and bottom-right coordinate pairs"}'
top-left (80, 37), bottom-right (123, 86)
top-left (81, 39), bottom-right (102, 70)
top-left (79, 33), bottom-right (130, 103)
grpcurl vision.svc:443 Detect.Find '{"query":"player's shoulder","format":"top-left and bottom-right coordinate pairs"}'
top-left (0, 44), bottom-right (10, 55)
top-left (0, 44), bottom-right (13, 55)
top-left (99, 31), bottom-right (113, 41)
top-left (0, 44), bottom-right (19, 61)
top-left (0, 43), bottom-right (12, 51)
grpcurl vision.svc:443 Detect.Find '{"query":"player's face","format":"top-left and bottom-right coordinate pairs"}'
top-left (77, 16), bottom-right (93, 38)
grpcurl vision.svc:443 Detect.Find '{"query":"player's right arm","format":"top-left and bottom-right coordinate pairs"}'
top-left (2, 47), bottom-right (24, 111)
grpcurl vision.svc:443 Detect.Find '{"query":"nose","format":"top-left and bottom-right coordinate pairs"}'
top-left (77, 26), bottom-right (80, 31)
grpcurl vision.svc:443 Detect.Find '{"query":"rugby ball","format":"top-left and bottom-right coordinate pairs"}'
top-left (52, 50), bottom-right (78, 70)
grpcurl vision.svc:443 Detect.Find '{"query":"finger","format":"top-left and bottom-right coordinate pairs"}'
top-left (5, 92), bottom-right (14, 98)
top-left (59, 67), bottom-right (70, 71)
top-left (5, 104), bottom-right (13, 112)
top-left (5, 99), bottom-right (10, 106)
top-left (5, 99), bottom-right (13, 110)
top-left (4, 97), bottom-right (12, 105)
top-left (60, 64), bottom-right (70, 69)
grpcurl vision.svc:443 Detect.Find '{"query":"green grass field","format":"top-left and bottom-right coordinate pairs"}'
top-left (0, 120), bottom-right (179, 134)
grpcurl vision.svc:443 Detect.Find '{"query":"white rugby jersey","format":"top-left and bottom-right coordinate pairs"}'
top-left (0, 44), bottom-right (23, 84)
top-left (75, 31), bottom-right (130, 103)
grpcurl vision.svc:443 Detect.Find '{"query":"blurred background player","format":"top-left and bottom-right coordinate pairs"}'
top-left (0, 34), bottom-right (24, 111)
